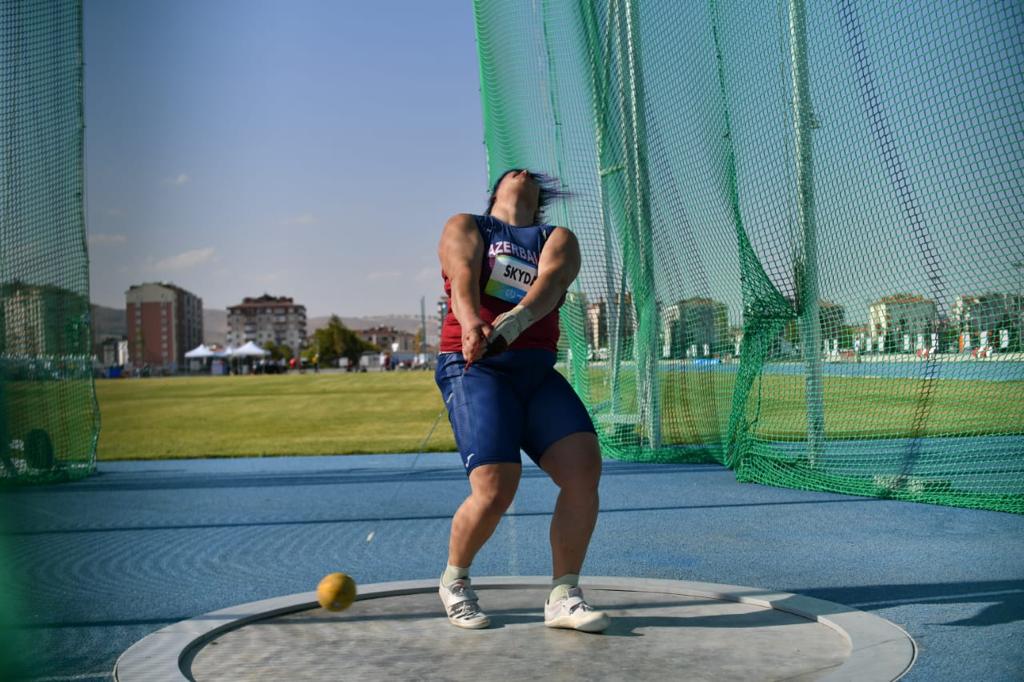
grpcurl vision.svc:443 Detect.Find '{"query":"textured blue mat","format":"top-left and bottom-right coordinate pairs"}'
top-left (1, 454), bottom-right (1021, 681)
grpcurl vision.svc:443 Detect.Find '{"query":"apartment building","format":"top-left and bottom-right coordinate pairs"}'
top-left (125, 282), bottom-right (203, 370)
top-left (226, 294), bottom-right (307, 350)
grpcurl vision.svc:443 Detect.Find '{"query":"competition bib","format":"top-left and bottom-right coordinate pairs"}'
top-left (485, 253), bottom-right (537, 304)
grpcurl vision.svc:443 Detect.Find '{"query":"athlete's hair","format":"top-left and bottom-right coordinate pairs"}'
top-left (484, 169), bottom-right (567, 223)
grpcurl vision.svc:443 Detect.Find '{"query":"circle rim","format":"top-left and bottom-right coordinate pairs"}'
top-left (113, 576), bottom-right (916, 682)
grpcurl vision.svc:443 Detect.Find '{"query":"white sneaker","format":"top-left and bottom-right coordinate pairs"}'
top-left (544, 586), bottom-right (610, 632)
top-left (439, 578), bottom-right (490, 629)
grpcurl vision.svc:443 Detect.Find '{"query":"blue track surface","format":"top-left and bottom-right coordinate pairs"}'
top-left (1, 454), bottom-right (1022, 681)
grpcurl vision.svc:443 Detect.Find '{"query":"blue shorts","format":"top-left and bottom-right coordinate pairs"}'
top-left (435, 350), bottom-right (596, 474)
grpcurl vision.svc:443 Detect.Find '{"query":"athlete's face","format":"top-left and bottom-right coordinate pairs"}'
top-left (495, 169), bottom-right (540, 214)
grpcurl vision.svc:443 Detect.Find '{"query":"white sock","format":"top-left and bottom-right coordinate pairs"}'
top-left (442, 563), bottom-right (470, 586)
top-left (549, 573), bottom-right (580, 602)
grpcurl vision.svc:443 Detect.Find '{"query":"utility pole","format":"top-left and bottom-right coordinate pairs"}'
top-left (419, 296), bottom-right (427, 354)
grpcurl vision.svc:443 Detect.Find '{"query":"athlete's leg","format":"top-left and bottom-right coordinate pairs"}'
top-left (435, 352), bottom-right (533, 629)
top-left (521, 364), bottom-right (607, 631)
top-left (522, 362), bottom-right (601, 578)
top-left (435, 353), bottom-right (525, 569)
top-left (538, 432), bottom-right (601, 578)
top-left (449, 462), bottom-right (522, 567)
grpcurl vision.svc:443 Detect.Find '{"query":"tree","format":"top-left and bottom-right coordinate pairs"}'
top-left (839, 325), bottom-right (861, 350)
top-left (783, 319), bottom-right (800, 348)
top-left (940, 325), bottom-right (959, 354)
top-left (309, 315), bottom-right (377, 366)
top-left (262, 340), bottom-right (293, 361)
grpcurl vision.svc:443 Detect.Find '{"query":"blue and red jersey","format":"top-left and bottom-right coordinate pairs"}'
top-left (440, 214), bottom-right (561, 353)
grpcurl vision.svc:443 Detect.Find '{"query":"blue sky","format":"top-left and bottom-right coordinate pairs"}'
top-left (84, 0), bottom-right (487, 316)
top-left (83, 1), bottom-right (1022, 323)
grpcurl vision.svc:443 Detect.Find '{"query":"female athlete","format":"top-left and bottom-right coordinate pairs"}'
top-left (435, 169), bottom-right (609, 633)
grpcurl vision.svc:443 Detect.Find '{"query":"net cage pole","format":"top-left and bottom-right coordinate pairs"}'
top-left (787, 0), bottom-right (825, 463)
top-left (612, 0), bottom-right (662, 448)
top-left (540, 0), bottom-right (590, 398)
top-left (1016, 261), bottom-right (1024, 352)
top-left (578, 0), bottom-right (661, 446)
top-left (588, 1), bottom-right (626, 419)
top-left (576, 0), bottom-right (621, 421)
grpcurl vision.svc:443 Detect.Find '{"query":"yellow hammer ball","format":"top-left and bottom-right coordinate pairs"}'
top-left (317, 572), bottom-right (357, 612)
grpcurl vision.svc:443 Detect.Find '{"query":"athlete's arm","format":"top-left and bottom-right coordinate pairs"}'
top-left (438, 213), bottom-right (491, 362)
top-left (488, 227), bottom-right (580, 352)
top-left (519, 227), bottom-right (580, 319)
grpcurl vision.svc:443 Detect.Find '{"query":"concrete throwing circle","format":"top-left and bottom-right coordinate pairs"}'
top-left (114, 577), bottom-right (915, 681)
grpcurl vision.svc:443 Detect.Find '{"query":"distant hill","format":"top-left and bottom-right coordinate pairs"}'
top-left (92, 306), bottom-right (437, 346)
top-left (91, 305), bottom-right (229, 346)
top-left (309, 314), bottom-right (437, 345)
top-left (90, 304), bottom-right (126, 341)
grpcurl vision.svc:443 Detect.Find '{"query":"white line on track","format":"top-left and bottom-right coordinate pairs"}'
top-left (21, 674), bottom-right (111, 681)
top-left (507, 497), bottom-right (518, 575)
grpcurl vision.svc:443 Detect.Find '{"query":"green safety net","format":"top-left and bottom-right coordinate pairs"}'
top-left (473, 0), bottom-right (1023, 513)
top-left (1, 0), bottom-right (97, 485)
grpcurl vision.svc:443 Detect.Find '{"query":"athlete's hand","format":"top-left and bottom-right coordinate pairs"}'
top-left (462, 319), bottom-right (492, 366)
top-left (484, 305), bottom-right (535, 357)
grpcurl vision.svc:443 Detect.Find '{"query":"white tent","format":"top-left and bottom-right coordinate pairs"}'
top-left (231, 341), bottom-right (270, 357)
top-left (184, 344), bottom-right (214, 359)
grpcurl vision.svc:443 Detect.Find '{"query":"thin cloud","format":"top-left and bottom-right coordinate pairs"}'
top-left (88, 233), bottom-right (128, 246)
top-left (147, 247), bottom-right (216, 272)
top-left (415, 266), bottom-right (439, 283)
top-left (164, 173), bottom-right (191, 186)
top-left (281, 213), bottom-right (317, 226)
top-left (254, 270), bottom-right (286, 285)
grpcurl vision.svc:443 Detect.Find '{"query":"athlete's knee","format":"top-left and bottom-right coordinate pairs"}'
top-left (469, 463), bottom-right (520, 515)
top-left (560, 460), bottom-right (601, 497)
top-left (473, 487), bottom-right (516, 516)
top-left (543, 433), bottom-right (602, 494)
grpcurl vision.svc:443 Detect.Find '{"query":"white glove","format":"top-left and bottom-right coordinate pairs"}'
top-left (487, 305), bottom-right (535, 354)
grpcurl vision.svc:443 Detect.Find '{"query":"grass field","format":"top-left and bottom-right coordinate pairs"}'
top-left (588, 369), bottom-right (1024, 443)
top-left (88, 369), bottom-right (1024, 460)
top-left (94, 371), bottom-right (456, 460)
